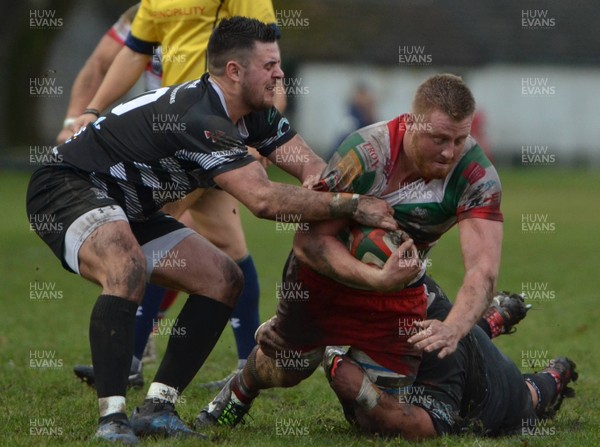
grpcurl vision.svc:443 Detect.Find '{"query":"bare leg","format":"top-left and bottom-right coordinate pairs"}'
top-left (242, 346), bottom-right (323, 392)
top-left (327, 354), bottom-right (437, 440)
top-left (78, 221), bottom-right (148, 420)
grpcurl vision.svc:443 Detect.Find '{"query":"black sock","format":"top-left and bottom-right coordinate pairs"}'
top-left (524, 373), bottom-right (557, 413)
top-left (89, 295), bottom-right (138, 398)
top-left (153, 295), bottom-right (233, 392)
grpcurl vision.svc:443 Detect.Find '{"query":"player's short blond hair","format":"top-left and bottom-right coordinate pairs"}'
top-left (412, 74), bottom-right (475, 121)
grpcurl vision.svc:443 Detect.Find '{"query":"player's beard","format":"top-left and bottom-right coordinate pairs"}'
top-left (241, 78), bottom-right (273, 111)
top-left (408, 132), bottom-right (455, 180)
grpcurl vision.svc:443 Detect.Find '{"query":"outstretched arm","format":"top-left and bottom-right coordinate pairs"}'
top-left (213, 160), bottom-right (398, 230)
top-left (409, 218), bottom-right (502, 357)
top-left (267, 134), bottom-right (327, 186)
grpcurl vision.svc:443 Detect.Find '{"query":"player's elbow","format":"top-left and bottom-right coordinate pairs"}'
top-left (252, 203), bottom-right (274, 219)
top-left (292, 232), bottom-right (312, 264)
top-left (245, 190), bottom-right (276, 220)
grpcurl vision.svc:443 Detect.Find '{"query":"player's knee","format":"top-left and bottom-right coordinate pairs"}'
top-left (275, 349), bottom-right (321, 387)
top-left (278, 370), bottom-right (311, 387)
top-left (329, 360), bottom-right (364, 402)
top-left (213, 255), bottom-right (243, 307)
top-left (104, 245), bottom-right (146, 302)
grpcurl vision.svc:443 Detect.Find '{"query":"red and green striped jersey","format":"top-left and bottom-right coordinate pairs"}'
top-left (317, 114), bottom-right (503, 258)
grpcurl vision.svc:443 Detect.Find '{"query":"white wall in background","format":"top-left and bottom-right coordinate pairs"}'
top-left (292, 64), bottom-right (600, 164)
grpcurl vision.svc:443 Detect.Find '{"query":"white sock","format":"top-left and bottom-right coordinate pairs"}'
top-left (146, 382), bottom-right (179, 405)
top-left (98, 396), bottom-right (126, 417)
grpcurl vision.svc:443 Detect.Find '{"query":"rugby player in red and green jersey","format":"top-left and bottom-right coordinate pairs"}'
top-left (196, 73), bottom-right (504, 429)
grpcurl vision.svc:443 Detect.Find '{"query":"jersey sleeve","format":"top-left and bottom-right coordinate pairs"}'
top-left (176, 112), bottom-right (255, 182)
top-left (242, 108), bottom-right (297, 157)
top-left (126, 0), bottom-right (159, 55)
top-left (315, 130), bottom-right (382, 194)
top-left (454, 144), bottom-right (503, 222)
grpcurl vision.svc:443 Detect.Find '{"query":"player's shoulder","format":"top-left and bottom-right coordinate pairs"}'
top-left (463, 136), bottom-right (493, 166)
top-left (446, 136), bottom-right (501, 196)
top-left (452, 137), bottom-right (496, 176)
top-left (339, 120), bottom-right (393, 170)
top-left (164, 77), bottom-right (218, 114)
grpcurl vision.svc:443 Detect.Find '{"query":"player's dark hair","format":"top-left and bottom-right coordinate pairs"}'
top-left (208, 16), bottom-right (279, 75)
top-left (412, 74), bottom-right (475, 121)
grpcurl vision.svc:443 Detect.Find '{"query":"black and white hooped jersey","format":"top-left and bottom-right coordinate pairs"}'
top-left (55, 73), bottom-right (296, 221)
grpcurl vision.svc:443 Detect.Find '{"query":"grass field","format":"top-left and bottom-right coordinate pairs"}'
top-left (1, 166), bottom-right (599, 446)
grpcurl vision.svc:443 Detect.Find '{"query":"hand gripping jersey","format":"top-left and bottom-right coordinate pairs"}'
top-left (317, 114), bottom-right (503, 269)
top-left (126, 0), bottom-right (277, 86)
top-left (55, 73), bottom-right (295, 221)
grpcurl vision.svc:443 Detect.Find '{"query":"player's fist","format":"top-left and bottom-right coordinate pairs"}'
top-left (377, 238), bottom-right (421, 291)
top-left (353, 196), bottom-right (398, 231)
top-left (255, 316), bottom-right (287, 358)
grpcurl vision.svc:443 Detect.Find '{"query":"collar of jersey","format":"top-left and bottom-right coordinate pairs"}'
top-left (207, 77), bottom-right (249, 139)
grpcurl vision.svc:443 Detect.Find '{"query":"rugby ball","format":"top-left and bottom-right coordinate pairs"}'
top-left (346, 226), bottom-right (405, 268)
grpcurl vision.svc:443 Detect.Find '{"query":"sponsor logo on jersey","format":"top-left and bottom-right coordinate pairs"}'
top-left (90, 188), bottom-right (109, 200)
top-left (204, 130), bottom-right (226, 143)
top-left (356, 141), bottom-right (380, 171)
top-left (150, 7), bottom-right (205, 19)
top-left (410, 207), bottom-right (429, 220)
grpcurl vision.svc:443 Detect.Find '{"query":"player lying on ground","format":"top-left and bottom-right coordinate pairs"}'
top-left (196, 73), bottom-right (503, 428)
top-left (200, 274), bottom-right (576, 439)
top-left (321, 279), bottom-right (577, 439)
top-left (26, 17), bottom-right (396, 444)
